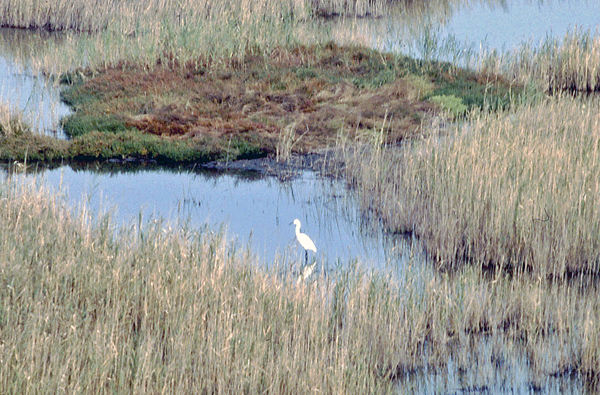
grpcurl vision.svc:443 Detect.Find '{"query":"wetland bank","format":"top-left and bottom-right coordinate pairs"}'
top-left (1, 0), bottom-right (600, 393)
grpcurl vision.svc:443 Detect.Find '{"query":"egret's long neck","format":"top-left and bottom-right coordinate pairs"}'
top-left (295, 223), bottom-right (301, 237)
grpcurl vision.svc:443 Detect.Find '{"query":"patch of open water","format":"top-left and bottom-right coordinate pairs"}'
top-left (319, 0), bottom-right (599, 62)
top-left (19, 164), bottom-right (415, 273)
top-left (439, 0), bottom-right (600, 52)
top-left (0, 28), bottom-right (71, 136)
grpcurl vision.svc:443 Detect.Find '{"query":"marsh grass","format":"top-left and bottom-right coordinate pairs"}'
top-left (0, 176), bottom-right (418, 393)
top-left (343, 95), bottom-right (600, 279)
top-left (0, 178), bottom-right (386, 393)
top-left (0, 103), bottom-right (29, 136)
top-left (2, 1), bottom-right (599, 389)
top-left (481, 28), bottom-right (600, 94)
top-left (48, 43), bottom-right (519, 164)
top-left (0, 0), bottom-right (410, 34)
top-left (0, 0), bottom-right (406, 75)
top-left (0, 177), bottom-right (598, 393)
top-left (0, 0), bottom-right (509, 76)
top-left (0, 103), bottom-right (69, 163)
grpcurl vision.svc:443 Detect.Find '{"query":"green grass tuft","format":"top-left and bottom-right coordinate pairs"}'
top-left (68, 131), bottom-right (217, 163)
top-left (428, 94), bottom-right (468, 118)
top-left (62, 114), bottom-right (130, 138)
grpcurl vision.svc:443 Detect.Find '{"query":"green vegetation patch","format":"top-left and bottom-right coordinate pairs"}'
top-left (427, 67), bottom-right (518, 111)
top-left (68, 131), bottom-right (218, 163)
top-left (0, 129), bottom-right (228, 165)
top-left (56, 43), bottom-right (523, 164)
top-left (428, 94), bottom-right (468, 118)
top-left (0, 132), bottom-right (69, 163)
top-left (62, 114), bottom-right (129, 137)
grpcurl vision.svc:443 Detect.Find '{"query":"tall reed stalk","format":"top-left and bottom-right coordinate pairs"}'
top-left (0, 0), bottom-right (481, 74)
top-left (0, 0), bottom-right (406, 33)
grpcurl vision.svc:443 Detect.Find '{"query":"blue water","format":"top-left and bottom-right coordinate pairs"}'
top-left (0, 28), bottom-right (71, 136)
top-left (443, 0), bottom-right (600, 52)
top-left (325, 0), bottom-right (599, 61)
top-left (32, 165), bottom-right (414, 270)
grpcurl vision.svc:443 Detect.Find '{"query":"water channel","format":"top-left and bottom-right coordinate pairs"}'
top-left (326, 0), bottom-right (600, 61)
top-left (18, 163), bottom-right (414, 271)
top-left (1, 0), bottom-right (598, 393)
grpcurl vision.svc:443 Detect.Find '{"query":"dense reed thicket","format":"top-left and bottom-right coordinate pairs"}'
top-left (1, 0), bottom-right (600, 390)
top-left (0, 177), bottom-right (598, 393)
top-left (344, 95), bottom-right (600, 277)
top-left (481, 28), bottom-right (600, 94)
top-left (0, 0), bottom-right (407, 33)
top-left (0, 178), bottom-right (396, 393)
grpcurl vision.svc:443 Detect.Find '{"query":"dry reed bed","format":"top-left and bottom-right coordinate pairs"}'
top-left (481, 28), bottom-right (600, 94)
top-left (0, 0), bottom-right (404, 33)
top-left (0, 179), bottom-right (385, 393)
top-left (0, 0), bottom-right (472, 75)
top-left (0, 104), bottom-right (28, 136)
top-left (0, 0), bottom-right (317, 74)
top-left (0, 174), bottom-right (599, 393)
top-left (345, 96), bottom-right (600, 278)
top-left (0, 178), bottom-right (411, 393)
top-left (338, 94), bottom-right (600, 384)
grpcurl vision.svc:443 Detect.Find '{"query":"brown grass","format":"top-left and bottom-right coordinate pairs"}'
top-left (343, 96), bottom-right (600, 278)
top-left (62, 45), bottom-right (438, 158)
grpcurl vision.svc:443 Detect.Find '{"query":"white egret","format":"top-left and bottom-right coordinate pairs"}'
top-left (291, 219), bottom-right (317, 282)
top-left (292, 219), bottom-right (317, 257)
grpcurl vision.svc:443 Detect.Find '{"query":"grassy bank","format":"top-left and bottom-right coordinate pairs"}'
top-left (0, 175), bottom-right (598, 393)
top-left (57, 44), bottom-right (517, 163)
top-left (0, 42), bottom-right (520, 164)
top-left (0, 119), bottom-right (216, 165)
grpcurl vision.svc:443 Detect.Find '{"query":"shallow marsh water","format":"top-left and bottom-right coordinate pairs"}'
top-left (314, 0), bottom-right (600, 62)
top-left (16, 164), bottom-right (416, 272)
top-left (7, 165), bottom-right (590, 394)
top-left (0, 28), bottom-right (71, 136)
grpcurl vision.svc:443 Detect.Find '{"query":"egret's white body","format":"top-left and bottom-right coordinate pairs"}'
top-left (292, 219), bottom-right (317, 283)
top-left (292, 219), bottom-right (317, 253)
